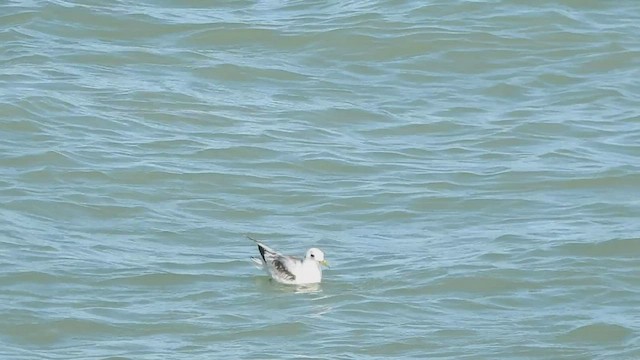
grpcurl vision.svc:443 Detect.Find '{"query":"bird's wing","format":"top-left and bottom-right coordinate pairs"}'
top-left (268, 254), bottom-right (300, 282)
top-left (249, 236), bottom-right (300, 282)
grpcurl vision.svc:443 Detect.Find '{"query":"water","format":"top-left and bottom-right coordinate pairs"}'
top-left (1, 0), bottom-right (639, 359)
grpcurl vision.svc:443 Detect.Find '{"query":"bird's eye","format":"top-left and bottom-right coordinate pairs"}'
top-left (310, 253), bottom-right (315, 258)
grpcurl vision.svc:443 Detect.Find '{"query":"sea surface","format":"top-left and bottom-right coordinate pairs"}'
top-left (1, 1), bottom-right (639, 359)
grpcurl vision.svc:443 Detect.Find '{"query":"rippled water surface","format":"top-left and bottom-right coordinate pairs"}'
top-left (2, 0), bottom-right (640, 359)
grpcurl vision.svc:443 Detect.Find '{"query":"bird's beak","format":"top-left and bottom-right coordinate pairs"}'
top-left (320, 260), bottom-right (329, 268)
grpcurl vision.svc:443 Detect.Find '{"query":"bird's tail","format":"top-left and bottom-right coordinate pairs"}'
top-left (250, 256), bottom-right (264, 269)
top-left (247, 235), bottom-right (275, 269)
top-left (247, 235), bottom-right (278, 255)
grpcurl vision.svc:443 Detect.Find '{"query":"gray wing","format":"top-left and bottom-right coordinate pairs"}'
top-left (271, 256), bottom-right (298, 281)
top-left (249, 237), bottom-right (300, 282)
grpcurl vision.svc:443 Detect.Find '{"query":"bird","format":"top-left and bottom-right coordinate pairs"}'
top-left (249, 236), bottom-right (329, 285)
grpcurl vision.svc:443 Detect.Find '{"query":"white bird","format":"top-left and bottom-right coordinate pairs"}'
top-left (249, 237), bottom-right (329, 285)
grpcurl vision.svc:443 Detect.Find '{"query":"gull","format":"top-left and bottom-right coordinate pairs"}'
top-left (249, 236), bottom-right (329, 285)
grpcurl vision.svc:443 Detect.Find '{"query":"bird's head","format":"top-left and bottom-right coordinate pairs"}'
top-left (306, 248), bottom-right (329, 267)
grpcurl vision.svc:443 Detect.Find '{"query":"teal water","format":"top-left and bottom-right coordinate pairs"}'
top-left (1, 1), bottom-right (640, 359)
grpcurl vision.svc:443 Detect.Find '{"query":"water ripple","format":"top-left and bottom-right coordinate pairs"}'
top-left (2, 0), bottom-right (640, 359)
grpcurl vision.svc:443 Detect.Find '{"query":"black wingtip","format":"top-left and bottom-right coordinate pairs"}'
top-left (257, 244), bottom-right (267, 262)
top-left (247, 235), bottom-right (268, 262)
